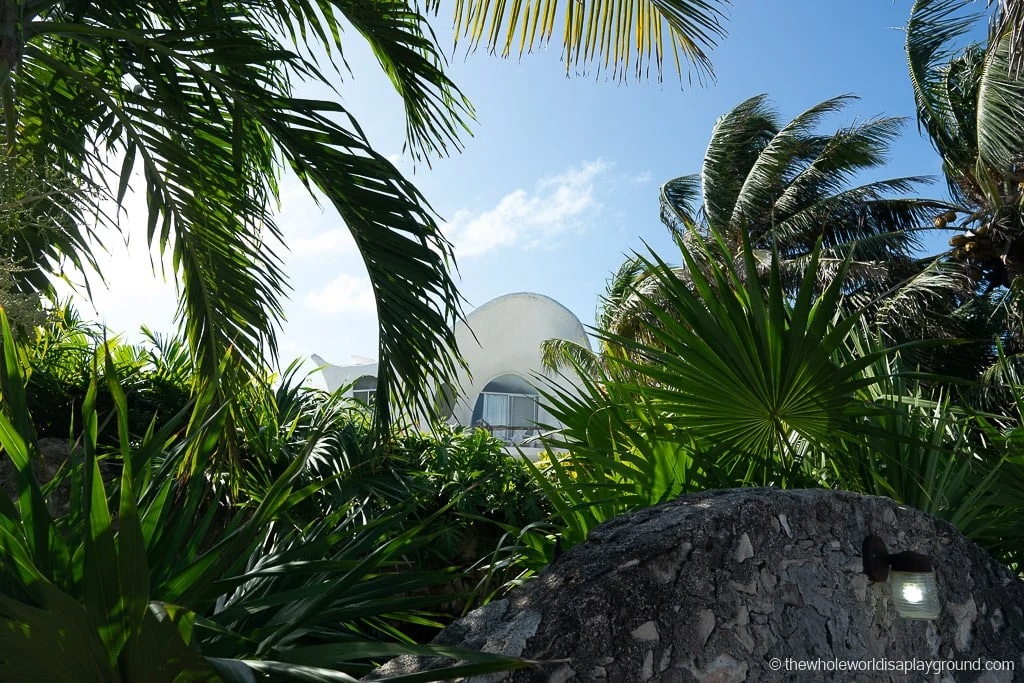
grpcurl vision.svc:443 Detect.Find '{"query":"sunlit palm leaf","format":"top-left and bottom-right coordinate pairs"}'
top-left (342, 1), bottom-right (474, 163)
top-left (659, 94), bottom-right (944, 314)
top-left (907, 0), bottom-right (985, 168)
top-left (441, 0), bottom-right (729, 83)
top-left (991, 0), bottom-right (1024, 75)
top-left (699, 94), bottom-right (776, 232)
top-left (975, 31), bottom-right (1024, 168)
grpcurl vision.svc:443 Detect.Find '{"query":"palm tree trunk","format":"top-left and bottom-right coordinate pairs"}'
top-left (0, 1), bottom-right (17, 82)
top-left (1003, 232), bottom-right (1024, 284)
top-left (0, 0), bottom-right (19, 149)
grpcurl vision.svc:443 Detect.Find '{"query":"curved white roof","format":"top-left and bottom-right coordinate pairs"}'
top-left (315, 292), bottom-right (590, 431)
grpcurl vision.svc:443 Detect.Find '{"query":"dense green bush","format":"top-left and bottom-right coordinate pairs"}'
top-left (0, 311), bottom-right (528, 681)
top-left (23, 304), bottom-right (192, 443)
top-left (382, 426), bottom-right (551, 608)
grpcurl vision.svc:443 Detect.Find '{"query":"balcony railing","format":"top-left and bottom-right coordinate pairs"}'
top-left (477, 424), bottom-right (542, 447)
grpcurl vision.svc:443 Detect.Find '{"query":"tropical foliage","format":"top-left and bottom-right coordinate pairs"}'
top-left (0, 0), bottom-right (735, 447)
top-left (445, 0), bottom-right (729, 83)
top-left (529, 231), bottom-right (1024, 574)
top-left (906, 0), bottom-right (1024, 376)
top-left (532, 47), bottom-right (1024, 573)
top-left (0, 1), bottom-right (477, 436)
top-left (6, 0), bottom-right (1024, 677)
top-left (658, 95), bottom-right (953, 316)
top-left (0, 308), bottom-right (531, 680)
top-left (544, 94), bottom-right (955, 373)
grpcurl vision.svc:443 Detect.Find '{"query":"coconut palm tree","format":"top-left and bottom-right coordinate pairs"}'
top-left (544, 94), bottom-right (947, 373)
top-left (658, 94), bottom-right (947, 307)
top-left (907, 0), bottom-right (1024, 363)
top-left (0, 1), bottom-right (731, 439)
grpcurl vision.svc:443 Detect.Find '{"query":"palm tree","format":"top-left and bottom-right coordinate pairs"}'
top-left (544, 94), bottom-right (947, 373)
top-left (907, 0), bottom-right (1024, 362)
top-left (0, 1), bottom-right (731, 440)
top-left (658, 94), bottom-right (946, 306)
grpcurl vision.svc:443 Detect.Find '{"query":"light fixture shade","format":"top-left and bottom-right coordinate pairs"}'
top-left (890, 570), bottom-right (940, 620)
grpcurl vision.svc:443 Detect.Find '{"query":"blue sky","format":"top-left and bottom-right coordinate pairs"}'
top-left (61, 1), bottom-right (978, 372)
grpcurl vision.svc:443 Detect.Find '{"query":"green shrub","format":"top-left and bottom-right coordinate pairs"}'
top-left (0, 311), bottom-right (527, 681)
top-left (523, 235), bottom-right (1024, 576)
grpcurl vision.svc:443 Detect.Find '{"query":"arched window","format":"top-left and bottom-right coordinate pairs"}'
top-left (352, 375), bottom-right (377, 406)
top-left (471, 374), bottom-right (540, 443)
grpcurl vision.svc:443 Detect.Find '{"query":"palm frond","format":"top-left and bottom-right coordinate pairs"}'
top-left (975, 30), bottom-right (1024, 169)
top-left (441, 0), bottom-right (729, 83)
top-left (539, 338), bottom-right (600, 374)
top-left (4, 1), bottom-right (474, 444)
top-left (990, 0), bottom-right (1024, 77)
top-left (341, 1), bottom-right (475, 163)
top-left (906, 0), bottom-right (987, 166)
top-left (596, 255), bottom-right (651, 330)
top-left (870, 257), bottom-right (974, 334)
top-left (729, 95), bottom-right (856, 230)
top-left (700, 94), bottom-right (778, 231)
top-left (658, 174), bottom-right (701, 236)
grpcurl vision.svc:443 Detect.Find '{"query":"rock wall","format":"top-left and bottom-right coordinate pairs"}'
top-left (369, 488), bottom-right (1024, 682)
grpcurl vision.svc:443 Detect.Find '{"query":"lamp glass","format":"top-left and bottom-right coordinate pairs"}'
top-left (890, 570), bottom-right (940, 620)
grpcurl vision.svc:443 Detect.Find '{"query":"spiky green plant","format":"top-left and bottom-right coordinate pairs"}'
top-left (0, 308), bottom-right (528, 681)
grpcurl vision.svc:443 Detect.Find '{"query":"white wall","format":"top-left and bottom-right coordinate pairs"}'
top-left (314, 292), bottom-right (591, 443)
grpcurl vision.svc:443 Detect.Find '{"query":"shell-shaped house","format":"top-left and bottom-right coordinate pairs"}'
top-left (312, 293), bottom-right (590, 456)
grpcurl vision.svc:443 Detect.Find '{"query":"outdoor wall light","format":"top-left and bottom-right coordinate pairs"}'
top-left (862, 535), bottom-right (940, 620)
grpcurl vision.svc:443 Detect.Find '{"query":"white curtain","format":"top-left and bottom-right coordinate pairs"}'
top-left (481, 393), bottom-right (508, 441)
top-left (482, 393), bottom-right (508, 427)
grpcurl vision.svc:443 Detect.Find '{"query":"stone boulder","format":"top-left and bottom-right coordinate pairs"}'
top-left (369, 488), bottom-right (1024, 682)
top-left (0, 437), bottom-right (72, 516)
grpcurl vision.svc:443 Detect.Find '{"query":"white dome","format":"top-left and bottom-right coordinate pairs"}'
top-left (315, 292), bottom-right (590, 446)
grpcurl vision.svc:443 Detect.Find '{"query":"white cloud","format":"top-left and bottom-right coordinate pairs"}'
top-left (443, 160), bottom-right (609, 258)
top-left (288, 228), bottom-right (354, 258)
top-left (302, 273), bottom-right (375, 314)
top-left (631, 171), bottom-right (653, 185)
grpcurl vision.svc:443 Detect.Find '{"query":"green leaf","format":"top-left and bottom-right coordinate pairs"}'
top-left (0, 584), bottom-right (117, 682)
top-left (79, 370), bottom-right (125, 668)
top-left (0, 309), bottom-right (55, 576)
top-left (121, 602), bottom-right (220, 683)
top-left (103, 352), bottom-right (151, 672)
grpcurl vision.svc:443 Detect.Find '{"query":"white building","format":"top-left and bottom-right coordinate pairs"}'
top-left (312, 292), bottom-right (591, 457)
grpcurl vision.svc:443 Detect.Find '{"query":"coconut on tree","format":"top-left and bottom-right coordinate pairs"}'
top-left (907, 0), bottom-right (1024, 363)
